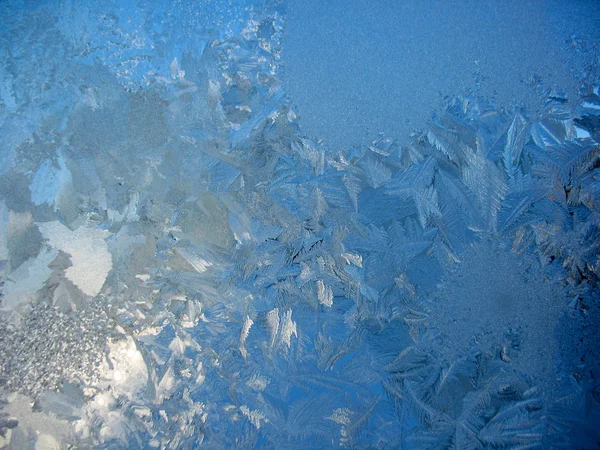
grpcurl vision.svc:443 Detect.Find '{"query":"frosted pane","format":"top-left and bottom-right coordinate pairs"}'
top-left (0, 0), bottom-right (599, 448)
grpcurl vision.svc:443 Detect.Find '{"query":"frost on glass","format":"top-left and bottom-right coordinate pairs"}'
top-left (1, 0), bottom-right (600, 449)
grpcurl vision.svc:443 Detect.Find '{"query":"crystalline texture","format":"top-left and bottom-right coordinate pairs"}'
top-left (0, 0), bottom-right (599, 449)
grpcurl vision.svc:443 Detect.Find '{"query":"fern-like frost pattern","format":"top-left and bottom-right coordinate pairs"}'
top-left (0, 1), bottom-right (599, 448)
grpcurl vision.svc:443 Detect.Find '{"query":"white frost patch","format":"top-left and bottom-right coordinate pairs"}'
top-left (246, 374), bottom-right (269, 392)
top-left (157, 365), bottom-right (176, 401)
top-left (266, 308), bottom-right (297, 350)
top-left (35, 434), bottom-right (60, 450)
top-left (168, 335), bottom-right (186, 356)
top-left (317, 280), bottom-right (334, 307)
top-left (239, 315), bottom-right (253, 360)
top-left (104, 336), bottom-right (148, 400)
top-left (196, 361), bottom-right (206, 386)
top-left (327, 408), bottom-right (352, 426)
top-left (0, 428), bottom-right (11, 447)
top-left (279, 309), bottom-right (297, 348)
top-left (37, 221), bottom-right (112, 297)
top-left (240, 405), bottom-right (268, 429)
top-left (341, 252), bottom-right (362, 267)
top-left (298, 262), bottom-right (315, 284)
top-left (76, 391), bottom-right (128, 442)
top-left (327, 408), bottom-right (354, 446)
top-left (266, 308), bottom-right (280, 349)
top-left (170, 57), bottom-right (185, 80)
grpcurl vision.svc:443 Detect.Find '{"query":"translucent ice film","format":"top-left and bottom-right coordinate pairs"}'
top-left (1, 0), bottom-right (599, 448)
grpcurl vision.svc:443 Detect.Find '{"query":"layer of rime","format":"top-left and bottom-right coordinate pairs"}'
top-left (0, 0), bottom-right (599, 448)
